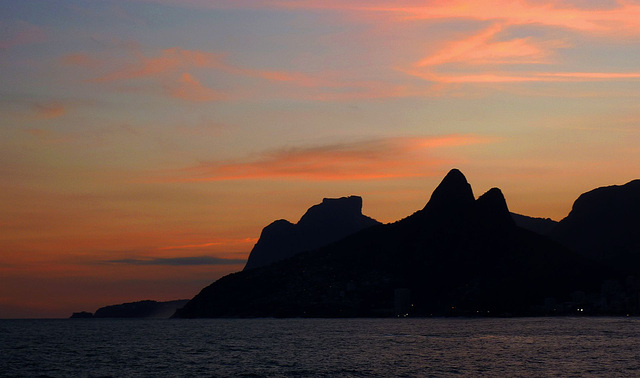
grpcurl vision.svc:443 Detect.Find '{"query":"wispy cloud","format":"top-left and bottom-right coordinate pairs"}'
top-left (415, 24), bottom-right (558, 68)
top-left (161, 134), bottom-right (495, 182)
top-left (403, 22), bottom-right (640, 85)
top-left (87, 46), bottom-right (317, 86)
top-left (72, 46), bottom-right (413, 101)
top-left (32, 102), bottom-right (66, 120)
top-left (0, 20), bottom-right (46, 50)
top-left (89, 47), bottom-right (226, 83)
top-left (166, 72), bottom-right (226, 102)
top-left (61, 53), bottom-right (102, 68)
top-left (268, 0), bottom-right (640, 87)
top-left (405, 69), bottom-right (640, 85)
top-left (75, 47), bottom-right (227, 102)
top-left (109, 256), bottom-right (246, 266)
top-left (158, 239), bottom-right (258, 251)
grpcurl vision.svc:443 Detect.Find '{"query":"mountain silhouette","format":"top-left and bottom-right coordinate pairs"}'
top-left (244, 196), bottom-right (380, 270)
top-left (175, 169), bottom-right (618, 318)
top-left (549, 179), bottom-right (640, 272)
top-left (511, 213), bottom-right (557, 235)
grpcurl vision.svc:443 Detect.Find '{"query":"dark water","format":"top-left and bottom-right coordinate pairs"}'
top-left (1, 317), bottom-right (639, 377)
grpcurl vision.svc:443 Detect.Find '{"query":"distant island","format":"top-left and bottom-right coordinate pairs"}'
top-left (173, 169), bottom-right (639, 318)
top-left (71, 299), bottom-right (188, 319)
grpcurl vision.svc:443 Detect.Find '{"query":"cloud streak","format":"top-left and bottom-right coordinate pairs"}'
top-left (0, 20), bottom-right (46, 50)
top-left (415, 24), bottom-right (558, 68)
top-left (157, 239), bottom-right (258, 251)
top-left (162, 134), bottom-right (495, 182)
top-left (109, 256), bottom-right (246, 266)
top-left (403, 21), bottom-right (640, 85)
top-left (136, 0), bottom-right (640, 35)
top-left (77, 47), bottom-right (228, 102)
top-left (269, 0), bottom-right (640, 34)
top-left (32, 102), bottom-right (67, 120)
top-left (85, 46), bottom-right (328, 88)
top-left (167, 72), bottom-right (226, 102)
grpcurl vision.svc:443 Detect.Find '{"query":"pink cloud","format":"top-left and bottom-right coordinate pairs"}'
top-left (270, 0), bottom-right (640, 87)
top-left (415, 24), bottom-right (557, 68)
top-left (404, 22), bottom-right (640, 85)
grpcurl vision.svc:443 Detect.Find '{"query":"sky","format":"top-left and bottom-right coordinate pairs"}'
top-left (1, 0), bottom-right (639, 318)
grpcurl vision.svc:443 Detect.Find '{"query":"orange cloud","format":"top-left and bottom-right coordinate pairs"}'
top-left (162, 134), bottom-right (495, 182)
top-left (25, 129), bottom-right (48, 137)
top-left (157, 238), bottom-right (258, 251)
top-left (32, 102), bottom-right (66, 119)
top-left (91, 47), bottom-right (227, 82)
top-left (61, 53), bottom-right (101, 68)
top-left (108, 256), bottom-right (246, 266)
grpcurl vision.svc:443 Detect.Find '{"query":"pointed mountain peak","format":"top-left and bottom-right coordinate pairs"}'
top-left (476, 187), bottom-right (515, 228)
top-left (423, 169), bottom-right (475, 213)
top-left (443, 168), bottom-right (467, 183)
top-left (478, 187), bottom-right (506, 204)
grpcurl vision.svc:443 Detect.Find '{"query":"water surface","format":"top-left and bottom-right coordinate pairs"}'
top-left (1, 317), bottom-right (639, 377)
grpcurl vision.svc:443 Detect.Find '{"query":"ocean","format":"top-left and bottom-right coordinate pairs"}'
top-left (1, 317), bottom-right (639, 377)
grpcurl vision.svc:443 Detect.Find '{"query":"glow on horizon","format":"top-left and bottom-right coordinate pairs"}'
top-left (1, 0), bottom-right (639, 318)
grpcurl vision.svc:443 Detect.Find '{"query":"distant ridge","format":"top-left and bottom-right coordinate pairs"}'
top-left (243, 196), bottom-right (380, 270)
top-left (70, 299), bottom-right (189, 319)
top-left (175, 169), bottom-right (623, 318)
top-left (511, 213), bottom-right (557, 235)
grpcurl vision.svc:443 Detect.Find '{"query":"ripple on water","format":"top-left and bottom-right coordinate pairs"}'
top-left (1, 318), bottom-right (640, 377)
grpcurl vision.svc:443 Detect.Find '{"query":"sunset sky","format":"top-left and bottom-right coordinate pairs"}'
top-left (2, 0), bottom-right (639, 318)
